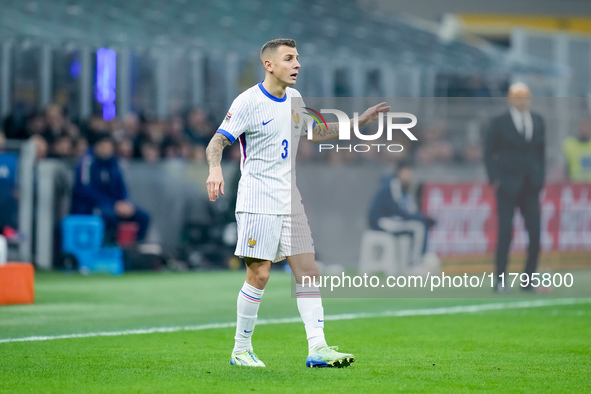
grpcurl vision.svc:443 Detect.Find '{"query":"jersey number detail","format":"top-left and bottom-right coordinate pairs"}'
top-left (281, 139), bottom-right (288, 159)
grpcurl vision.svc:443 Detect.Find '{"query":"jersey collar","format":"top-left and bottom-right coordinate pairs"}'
top-left (258, 82), bottom-right (287, 102)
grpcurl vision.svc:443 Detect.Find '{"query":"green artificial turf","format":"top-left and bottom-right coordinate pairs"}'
top-left (0, 271), bottom-right (590, 393)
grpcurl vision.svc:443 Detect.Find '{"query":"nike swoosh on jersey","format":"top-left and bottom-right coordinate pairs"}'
top-left (262, 119), bottom-right (274, 125)
top-left (244, 330), bottom-right (253, 333)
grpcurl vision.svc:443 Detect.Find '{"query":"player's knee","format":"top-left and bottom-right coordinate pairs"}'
top-left (254, 270), bottom-right (270, 286)
top-left (298, 266), bottom-right (320, 282)
top-left (256, 268), bottom-right (270, 281)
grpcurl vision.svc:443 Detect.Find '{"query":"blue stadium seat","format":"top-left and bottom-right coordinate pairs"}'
top-left (61, 215), bottom-right (123, 275)
top-left (0, 153), bottom-right (19, 231)
top-left (62, 215), bottom-right (104, 254)
top-left (0, 153), bottom-right (18, 197)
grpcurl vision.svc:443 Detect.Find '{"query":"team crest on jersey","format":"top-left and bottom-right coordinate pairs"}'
top-left (292, 109), bottom-right (300, 129)
top-left (225, 112), bottom-right (232, 122)
top-left (248, 237), bottom-right (256, 248)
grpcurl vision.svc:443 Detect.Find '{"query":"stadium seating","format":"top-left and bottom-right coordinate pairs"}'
top-left (0, 153), bottom-right (18, 196)
top-left (61, 215), bottom-right (123, 275)
top-left (62, 215), bottom-right (104, 253)
top-left (0, 0), bottom-right (555, 76)
top-left (358, 230), bottom-right (411, 276)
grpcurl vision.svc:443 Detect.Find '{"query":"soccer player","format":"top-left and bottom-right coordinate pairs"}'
top-left (205, 38), bottom-right (389, 368)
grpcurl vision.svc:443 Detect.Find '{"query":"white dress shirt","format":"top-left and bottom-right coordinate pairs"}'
top-left (509, 106), bottom-right (533, 141)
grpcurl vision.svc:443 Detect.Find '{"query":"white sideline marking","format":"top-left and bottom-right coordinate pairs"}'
top-left (0, 298), bottom-right (588, 344)
top-left (0, 303), bottom-right (95, 313)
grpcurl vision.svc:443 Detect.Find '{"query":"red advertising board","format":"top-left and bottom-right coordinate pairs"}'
top-left (422, 183), bottom-right (591, 256)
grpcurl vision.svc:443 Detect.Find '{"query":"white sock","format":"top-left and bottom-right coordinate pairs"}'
top-left (296, 282), bottom-right (328, 353)
top-left (233, 281), bottom-right (264, 354)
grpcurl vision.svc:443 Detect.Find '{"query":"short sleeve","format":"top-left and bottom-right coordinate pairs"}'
top-left (291, 93), bottom-right (316, 137)
top-left (300, 99), bottom-right (313, 137)
top-left (302, 115), bottom-right (317, 137)
top-left (216, 95), bottom-right (250, 144)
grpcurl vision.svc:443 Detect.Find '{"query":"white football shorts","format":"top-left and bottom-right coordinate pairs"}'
top-left (235, 210), bottom-right (315, 262)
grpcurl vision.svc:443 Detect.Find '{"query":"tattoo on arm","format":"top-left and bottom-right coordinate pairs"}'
top-left (206, 133), bottom-right (231, 168)
top-left (313, 122), bottom-right (341, 141)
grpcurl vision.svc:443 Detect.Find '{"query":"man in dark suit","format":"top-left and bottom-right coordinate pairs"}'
top-left (484, 83), bottom-right (546, 292)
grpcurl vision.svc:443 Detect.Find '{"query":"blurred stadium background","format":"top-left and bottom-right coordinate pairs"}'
top-left (1, 1), bottom-right (591, 392)
top-left (0, 0), bottom-right (590, 272)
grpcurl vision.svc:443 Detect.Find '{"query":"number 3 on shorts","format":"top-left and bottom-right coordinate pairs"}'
top-left (281, 139), bottom-right (288, 159)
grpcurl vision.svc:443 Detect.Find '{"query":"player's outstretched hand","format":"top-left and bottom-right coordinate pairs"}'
top-left (358, 102), bottom-right (391, 128)
top-left (206, 167), bottom-right (225, 202)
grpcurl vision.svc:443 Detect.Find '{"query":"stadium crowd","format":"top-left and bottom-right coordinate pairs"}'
top-left (0, 104), bottom-right (486, 166)
top-left (0, 105), bottom-right (240, 163)
top-left (1, 100), bottom-right (589, 172)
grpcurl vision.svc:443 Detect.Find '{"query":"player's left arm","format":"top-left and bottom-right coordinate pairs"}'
top-left (309, 102), bottom-right (390, 143)
top-left (205, 133), bottom-right (232, 202)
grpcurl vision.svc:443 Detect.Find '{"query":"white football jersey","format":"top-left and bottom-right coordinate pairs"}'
top-left (217, 82), bottom-right (311, 215)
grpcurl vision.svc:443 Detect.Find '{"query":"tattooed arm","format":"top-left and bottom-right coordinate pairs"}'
top-left (310, 102), bottom-right (391, 143)
top-left (310, 121), bottom-right (343, 143)
top-left (205, 133), bottom-right (232, 201)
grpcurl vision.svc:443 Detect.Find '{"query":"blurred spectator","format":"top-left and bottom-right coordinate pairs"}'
top-left (44, 104), bottom-right (67, 143)
top-left (86, 114), bottom-right (110, 135)
top-left (162, 139), bottom-right (183, 159)
top-left (166, 116), bottom-right (185, 141)
top-left (140, 139), bottom-right (161, 162)
top-left (368, 159), bottom-right (437, 270)
top-left (3, 109), bottom-right (28, 140)
top-left (185, 108), bottom-right (214, 147)
top-left (73, 138), bottom-right (89, 158)
top-left (121, 113), bottom-right (141, 141)
top-left (65, 122), bottom-right (81, 139)
top-left (30, 135), bottom-right (48, 160)
top-left (2, 106), bottom-right (231, 164)
top-left (49, 135), bottom-right (74, 159)
top-left (415, 122), bottom-right (454, 165)
top-left (178, 142), bottom-right (192, 160)
top-left (563, 120), bottom-right (591, 182)
top-left (71, 132), bottom-right (150, 241)
top-left (188, 145), bottom-right (207, 163)
top-left (117, 138), bottom-right (135, 160)
top-left (161, 116), bottom-right (187, 159)
top-left (462, 142), bottom-right (483, 163)
top-left (133, 117), bottom-right (163, 158)
top-left (25, 112), bottom-right (47, 140)
top-left (146, 120), bottom-right (166, 146)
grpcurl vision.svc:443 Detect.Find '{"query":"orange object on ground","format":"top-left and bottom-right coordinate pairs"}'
top-left (0, 263), bottom-right (35, 305)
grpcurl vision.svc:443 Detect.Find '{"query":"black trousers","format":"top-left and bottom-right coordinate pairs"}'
top-left (494, 181), bottom-right (541, 281)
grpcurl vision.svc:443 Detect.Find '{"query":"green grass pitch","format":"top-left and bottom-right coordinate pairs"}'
top-left (1, 271), bottom-right (590, 393)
